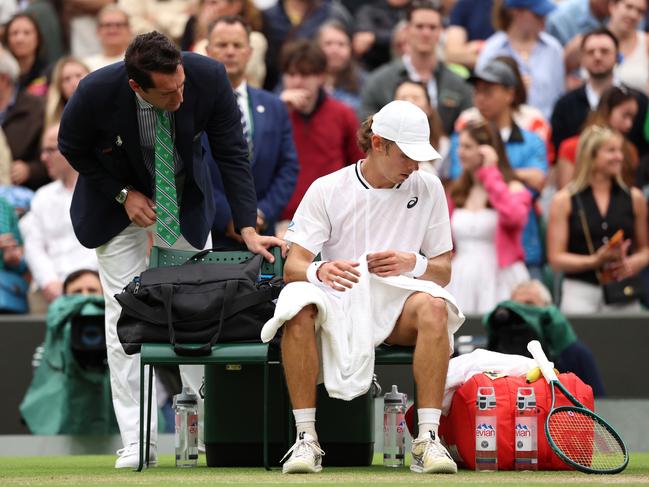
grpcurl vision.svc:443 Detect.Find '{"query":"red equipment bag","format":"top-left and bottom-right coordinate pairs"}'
top-left (406, 372), bottom-right (594, 470)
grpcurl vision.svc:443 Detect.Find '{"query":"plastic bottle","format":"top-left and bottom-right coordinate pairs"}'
top-left (515, 387), bottom-right (538, 471)
top-left (383, 384), bottom-right (407, 467)
top-left (174, 387), bottom-right (199, 467)
top-left (475, 386), bottom-right (497, 471)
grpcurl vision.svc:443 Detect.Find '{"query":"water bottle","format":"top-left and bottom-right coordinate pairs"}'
top-left (173, 387), bottom-right (199, 467)
top-left (383, 384), bottom-right (407, 467)
top-left (515, 387), bottom-right (538, 471)
top-left (475, 386), bottom-right (497, 471)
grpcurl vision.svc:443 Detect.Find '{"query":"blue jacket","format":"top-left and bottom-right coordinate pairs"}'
top-left (208, 86), bottom-right (298, 243)
top-left (449, 124), bottom-right (548, 266)
top-left (59, 53), bottom-right (257, 249)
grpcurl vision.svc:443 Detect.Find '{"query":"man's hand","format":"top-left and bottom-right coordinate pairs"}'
top-left (240, 226), bottom-right (287, 262)
top-left (280, 88), bottom-right (312, 113)
top-left (43, 281), bottom-right (63, 302)
top-left (10, 160), bottom-right (30, 185)
top-left (225, 219), bottom-right (244, 243)
top-left (367, 250), bottom-right (417, 277)
top-left (352, 31), bottom-right (376, 56)
top-left (123, 189), bottom-right (156, 227)
top-left (0, 233), bottom-right (22, 267)
top-left (317, 260), bottom-right (361, 291)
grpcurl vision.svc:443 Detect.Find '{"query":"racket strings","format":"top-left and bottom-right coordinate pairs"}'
top-left (548, 409), bottom-right (626, 471)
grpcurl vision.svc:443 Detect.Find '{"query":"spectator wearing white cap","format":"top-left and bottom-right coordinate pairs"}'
top-left (266, 100), bottom-right (463, 476)
top-left (477, 0), bottom-right (565, 119)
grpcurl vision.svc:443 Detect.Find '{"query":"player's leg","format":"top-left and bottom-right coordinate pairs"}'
top-left (386, 292), bottom-right (457, 474)
top-left (280, 304), bottom-right (324, 473)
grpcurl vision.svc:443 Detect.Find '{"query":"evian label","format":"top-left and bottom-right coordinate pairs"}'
top-left (515, 417), bottom-right (536, 452)
top-left (475, 420), bottom-right (497, 451)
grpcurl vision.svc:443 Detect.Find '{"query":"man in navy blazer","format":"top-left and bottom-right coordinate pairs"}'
top-left (205, 15), bottom-right (299, 248)
top-left (58, 32), bottom-right (284, 468)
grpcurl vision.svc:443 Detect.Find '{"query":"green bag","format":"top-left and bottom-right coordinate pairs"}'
top-left (19, 295), bottom-right (118, 435)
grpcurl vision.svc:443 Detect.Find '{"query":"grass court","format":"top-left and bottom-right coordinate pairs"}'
top-left (1, 452), bottom-right (648, 487)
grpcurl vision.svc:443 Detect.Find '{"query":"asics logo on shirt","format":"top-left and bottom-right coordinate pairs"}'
top-left (407, 197), bottom-right (418, 209)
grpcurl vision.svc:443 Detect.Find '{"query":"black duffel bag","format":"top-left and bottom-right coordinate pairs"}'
top-left (115, 252), bottom-right (283, 357)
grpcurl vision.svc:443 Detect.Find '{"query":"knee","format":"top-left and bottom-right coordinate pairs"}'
top-left (283, 304), bottom-right (317, 340)
top-left (414, 295), bottom-right (448, 338)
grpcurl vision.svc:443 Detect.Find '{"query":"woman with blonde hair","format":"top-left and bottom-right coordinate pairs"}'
top-left (446, 120), bottom-right (532, 313)
top-left (44, 56), bottom-right (90, 129)
top-left (547, 125), bottom-right (649, 312)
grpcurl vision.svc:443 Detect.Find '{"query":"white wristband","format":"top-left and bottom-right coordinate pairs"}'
top-left (306, 261), bottom-right (328, 285)
top-left (404, 253), bottom-right (428, 278)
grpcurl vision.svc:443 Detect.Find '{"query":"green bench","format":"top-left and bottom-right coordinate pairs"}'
top-left (137, 246), bottom-right (282, 471)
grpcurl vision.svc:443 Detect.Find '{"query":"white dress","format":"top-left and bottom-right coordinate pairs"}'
top-left (446, 208), bottom-right (529, 315)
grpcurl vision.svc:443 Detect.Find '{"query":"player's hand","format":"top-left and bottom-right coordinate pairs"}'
top-left (318, 260), bottom-right (361, 291)
top-left (240, 226), bottom-right (287, 262)
top-left (43, 281), bottom-right (64, 302)
top-left (123, 189), bottom-right (156, 227)
top-left (367, 250), bottom-right (417, 277)
top-left (10, 160), bottom-right (30, 185)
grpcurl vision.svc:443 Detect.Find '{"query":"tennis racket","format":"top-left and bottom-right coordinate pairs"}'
top-left (527, 340), bottom-right (628, 474)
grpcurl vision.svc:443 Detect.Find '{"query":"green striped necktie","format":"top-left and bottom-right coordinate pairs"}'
top-left (154, 108), bottom-right (180, 247)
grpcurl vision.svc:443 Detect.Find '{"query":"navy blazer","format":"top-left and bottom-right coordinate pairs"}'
top-left (208, 85), bottom-right (299, 241)
top-left (59, 53), bottom-right (257, 249)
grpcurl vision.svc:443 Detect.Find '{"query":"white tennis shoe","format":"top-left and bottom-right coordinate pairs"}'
top-left (280, 432), bottom-right (324, 474)
top-left (115, 443), bottom-right (157, 469)
top-left (410, 431), bottom-right (457, 474)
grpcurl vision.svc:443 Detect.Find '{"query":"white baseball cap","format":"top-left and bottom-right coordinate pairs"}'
top-left (371, 100), bottom-right (441, 163)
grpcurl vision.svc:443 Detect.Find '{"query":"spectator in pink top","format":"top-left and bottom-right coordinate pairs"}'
top-left (446, 120), bottom-right (532, 314)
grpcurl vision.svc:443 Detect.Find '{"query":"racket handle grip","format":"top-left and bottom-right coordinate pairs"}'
top-left (527, 340), bottom-right (558, 382)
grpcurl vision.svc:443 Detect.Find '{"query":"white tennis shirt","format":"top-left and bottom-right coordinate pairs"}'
top-left (286, 161), bottom-right (453, 261)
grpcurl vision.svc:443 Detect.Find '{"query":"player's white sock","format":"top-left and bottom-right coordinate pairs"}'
top-left (417, 408), bottom-right (441, 440)
top-left (293, 408), bottom-right (317, 440)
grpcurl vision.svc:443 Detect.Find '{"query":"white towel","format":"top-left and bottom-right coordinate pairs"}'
top-left (261, 254), bottom-right (465, 400)
top-left (442, 349), bottom-right (537, 414)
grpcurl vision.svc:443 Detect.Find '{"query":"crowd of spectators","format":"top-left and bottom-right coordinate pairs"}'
top-left (1, 0), bottom-right (649, 318)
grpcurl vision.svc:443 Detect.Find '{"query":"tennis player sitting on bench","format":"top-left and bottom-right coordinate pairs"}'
top-left (262, 101), bottom-right (464, 474)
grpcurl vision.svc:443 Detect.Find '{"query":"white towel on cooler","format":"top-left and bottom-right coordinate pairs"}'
top-left (261, 254), bottom-right (465, 400)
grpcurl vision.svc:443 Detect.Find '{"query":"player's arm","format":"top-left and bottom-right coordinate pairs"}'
top-left (284, 242), bottom-right (360, 292)
top-left (366, 250), bottom-right (452, 287)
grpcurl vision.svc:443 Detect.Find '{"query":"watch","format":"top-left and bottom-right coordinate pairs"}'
top-left (115, 186), bottom-right (131, 205)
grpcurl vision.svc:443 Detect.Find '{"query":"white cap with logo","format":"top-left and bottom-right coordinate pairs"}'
top-left (371, 100), bottom-right (441, 163)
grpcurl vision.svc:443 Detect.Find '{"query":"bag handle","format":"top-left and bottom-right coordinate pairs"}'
top-left (163, 280), bottom-right (239, 357)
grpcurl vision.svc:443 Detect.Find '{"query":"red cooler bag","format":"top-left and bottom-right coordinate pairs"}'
top-left (407, 372), bottom-right (594, 470)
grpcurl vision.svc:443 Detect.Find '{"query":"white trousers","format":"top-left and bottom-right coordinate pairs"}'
top-left (560, 278), bottom-right (642, 314)
top-left (96, 223), bottom-right (209, 447)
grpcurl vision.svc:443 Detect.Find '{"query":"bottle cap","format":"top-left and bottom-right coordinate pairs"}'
top-left (476, 387), bottom-right (496, 410)
top-left (173, 386), bottom-right (198, 408)
top-left (516, 387), bottom-right (537, 409)
top-left (384, 384), bottom-right (406, 404)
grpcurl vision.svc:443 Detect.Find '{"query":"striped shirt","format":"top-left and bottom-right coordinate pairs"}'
top-left (134, 93), bottom-right (183, 179)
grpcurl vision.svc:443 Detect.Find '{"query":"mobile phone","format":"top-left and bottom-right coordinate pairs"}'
top-left (608, 229), bottom-right (624, 247)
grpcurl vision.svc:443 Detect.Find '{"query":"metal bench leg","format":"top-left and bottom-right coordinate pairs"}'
top-left (145, 363), bottom-right (154, 468)
top-left (263, 360), bottom-right (269, 470)
top-left (137, 360), bottom-right (146, 472)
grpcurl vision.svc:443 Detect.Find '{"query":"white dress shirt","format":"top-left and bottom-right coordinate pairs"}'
top-left (19, 180), bottom-right (98, 288)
